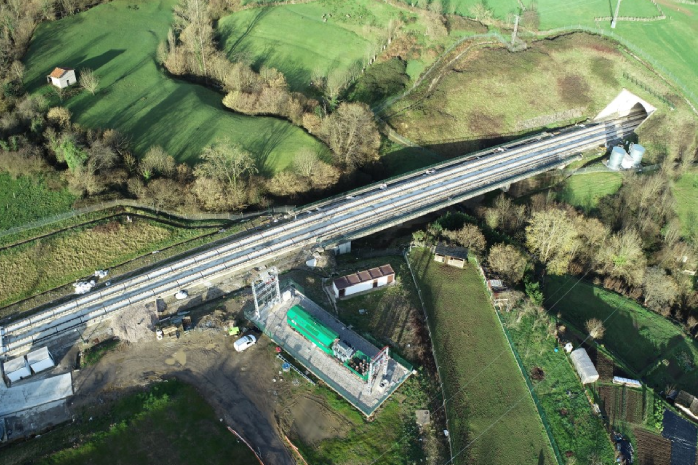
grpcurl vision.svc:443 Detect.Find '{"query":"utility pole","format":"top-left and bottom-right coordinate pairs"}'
top-left (611, 0), bottom-right (623, 28)
top-left (511, 15), bottom-right (520, 46)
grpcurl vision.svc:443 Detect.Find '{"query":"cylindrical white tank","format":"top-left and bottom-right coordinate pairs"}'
top-left (629, 144), bottom-right (645, 167)
top-left (608, 146), bottom-right (626, 170)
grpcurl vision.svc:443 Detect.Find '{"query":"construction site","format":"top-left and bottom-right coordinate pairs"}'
top-left (246, 269), bottom-right (413, 417)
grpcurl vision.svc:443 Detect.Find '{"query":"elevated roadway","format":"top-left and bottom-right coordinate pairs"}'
top-left (0, 111), bottom-right (646, 355)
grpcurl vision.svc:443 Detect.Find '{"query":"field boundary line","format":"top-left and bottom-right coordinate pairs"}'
top-left (227, 426), bottom-right (266, 465)
top-left (404, 247), bottom-right (454, 462)
top-left (470, 255), bottom-right (563, 465)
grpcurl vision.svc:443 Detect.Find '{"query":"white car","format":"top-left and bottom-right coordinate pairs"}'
top-left (425, 169), bottom-right (436, 174)
top-left (234, 335), bottom-right (257, 352)
top-left (175, 290), bottom-right (189, 300)
top-left (378, 183), bottom-right (388, 190)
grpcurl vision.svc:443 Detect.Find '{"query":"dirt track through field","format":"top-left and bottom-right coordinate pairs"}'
top-left (72, 332), bottom-right (294, 465)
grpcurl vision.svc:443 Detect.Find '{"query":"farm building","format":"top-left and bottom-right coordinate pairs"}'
top-left (332, 264), bottom-right (395, 298)
top-left (2, 356), bottom-right (31, 385)
top-left (434, 245), bottom-right (468, 268)
top-left (26, 347), bottom-right (55, 374)
top-left (47, 67), bottom-right (76, 88)
top-left (569, 348), bottom-right (599, 384)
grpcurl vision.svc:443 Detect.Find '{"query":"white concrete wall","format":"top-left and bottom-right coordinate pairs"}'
top-left (51, 70), bottom-right (76, 89)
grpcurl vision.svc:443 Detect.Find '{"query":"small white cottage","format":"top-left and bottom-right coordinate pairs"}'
top-left (47, 67), bottom-right (76, 89)
top-left (332, 264), bottom-right (395, 298)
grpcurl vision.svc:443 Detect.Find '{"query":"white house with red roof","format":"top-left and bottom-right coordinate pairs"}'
top-left (47, 67), bottom-right (76, 89)
top-left (332, 264), bottom-right (395, 298)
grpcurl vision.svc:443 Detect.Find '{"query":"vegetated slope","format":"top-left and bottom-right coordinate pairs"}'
top-left (546, 276), bottom-right (698, 392)
top-left (409, 248), bottom-right (554, 465)
top-left (0, 173), bottom-right (75, 231)
top-left (0, 218), bottom-right (205, 307)
top-left (35, 381), bottom-right (260, 465)
top-left (671, 169), bottom-right (698, 240)
top-left (387, 34), bottom-right (633, 152)
top-left (219, 0), bottom-right (390, 94)
top-left (23, 0), bottom-right (325, 169)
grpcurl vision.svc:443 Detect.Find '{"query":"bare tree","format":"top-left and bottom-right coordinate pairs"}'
top-left (174, 0), bottom-right (215, 76)
top-left (585, 318), bottom-right (605, 340)
top-left (488, 243), bottom-right (528, 284)
top-left (142, 146), bottom-right (176, 178)
top-left (595, 229), bottom-right (646, 287)
top-left (321, 102), bottom-right (380, 169)
top-left (642, 267), bottom-right (679, 314)
top-left (443, 224), bottom-right (487, 257)
top-left (526, 208), bottom-right (579, 275)
top-left (194, 139), bottom-right (257, 193)
top-left (293, 148), bottom-right (318, 178)
top-left (79, 68), bottom-right (99, 95)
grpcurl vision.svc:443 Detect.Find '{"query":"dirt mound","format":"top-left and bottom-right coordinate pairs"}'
top-left (284, 394), bottom-right (350, 446)
top-left (111, 301), bottom-right (158, 343)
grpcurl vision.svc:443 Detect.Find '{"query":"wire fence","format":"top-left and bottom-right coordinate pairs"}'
top-left (403, 247), bottom-right (455, 463)
top-left (0, 198), bottom-right (295, 242)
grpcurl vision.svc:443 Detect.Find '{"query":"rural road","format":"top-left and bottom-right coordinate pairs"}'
top-left (71, 331), bottom-right (294, 465)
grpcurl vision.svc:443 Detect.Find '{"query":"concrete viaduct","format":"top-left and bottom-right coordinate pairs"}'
top-left (0, 101), bottom-right (650, 356)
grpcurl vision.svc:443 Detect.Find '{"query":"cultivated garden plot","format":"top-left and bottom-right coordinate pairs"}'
top-left (23, 0), bottom-right (325, 169)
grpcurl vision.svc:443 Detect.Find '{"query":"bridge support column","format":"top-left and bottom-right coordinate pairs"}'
top-left (334, 241), bottom-right (351, 256)
top-left (501, 184), bottom-right (511, 192)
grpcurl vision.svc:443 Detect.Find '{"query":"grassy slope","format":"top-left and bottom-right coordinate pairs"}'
top-left (0, 218), bottom-right (205, 307)
top-left (558, 172), bottom-right (623, 212)
top-left (410, 249), bottom-right (554, 465)
top-left (671, 169), bottom-right (698, 239)
top-left (388, 34), bottom-right (627, 146)
top-left (546, 276), bottom-right (698, 392)
top-left (38, 381), bottom-right (259, 465)
top-left (23, 0), bottom-right (325, 171)
top-left (219, 0), bottom-right (391, 93)
top-left (0, 173), bottom-right (76, 230)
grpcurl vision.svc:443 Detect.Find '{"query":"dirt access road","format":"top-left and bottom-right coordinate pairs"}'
top-left (71, 330), bottom-right (294, 465)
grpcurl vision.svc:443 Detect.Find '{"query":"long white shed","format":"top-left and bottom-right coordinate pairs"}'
top-left (332, 265), bottom-right (395, 298)
top-left (3, 356), bottom-right (32, 384)
top-left (569, 348), bottom-right (599, 384)
top-left (27, 346), bottom-right (56, 374)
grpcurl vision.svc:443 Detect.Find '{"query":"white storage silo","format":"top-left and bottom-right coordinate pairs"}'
top-left (608, 146), bottom-right (626, 170)
top-left (629, 144), bottom-right (645, 167)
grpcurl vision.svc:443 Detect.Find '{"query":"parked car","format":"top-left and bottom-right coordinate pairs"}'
top-left (234, 335), bottom-right (257, 352)
top-left (425, 168), bottom-right (436, 174)
top-left (175, 290), bottom-right (188, 300)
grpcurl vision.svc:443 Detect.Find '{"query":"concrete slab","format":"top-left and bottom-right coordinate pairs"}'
top-left (249, 290), bottom-right (411, 416)
top-left (0, 372), bottom-right (73, 417)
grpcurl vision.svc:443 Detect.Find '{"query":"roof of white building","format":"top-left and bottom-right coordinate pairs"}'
top-left (0, 372), bottom-right (73, 416)
top-left (26, 346), bottom-right (52, 364)
top-left (333, 265), bottom-right (395, 290)
top-left (3, 356), bottom-right (28, 374)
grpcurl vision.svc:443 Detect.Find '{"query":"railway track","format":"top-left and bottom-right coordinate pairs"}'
top-left (0, 111), bottom-right (645, 355)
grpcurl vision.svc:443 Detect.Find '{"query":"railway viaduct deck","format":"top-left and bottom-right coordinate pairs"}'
top-left (0, 110), bottom-right (647, 356)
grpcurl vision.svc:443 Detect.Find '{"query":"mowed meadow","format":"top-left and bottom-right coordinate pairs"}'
top-left (23, 0), bottom-right (326, 170)
top-left (219, 0), bottom-right (404, 94)
top-left (409, 249), bottom-right (554, 465)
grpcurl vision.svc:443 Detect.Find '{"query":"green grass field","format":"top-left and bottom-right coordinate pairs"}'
top-left (23, 0), bottom-right (325, 170)
top-left (558, 171), bottom-right (623, 212)
top-left (409, 249), bottom-right (554, 465)
top-left (499, 305), bottom-right (616, 462)
top-left (671, 169), bottom-right (698, 240)
top-left (219, 0), bottom-right (397, 93)
top-left (32, 381), bottom-right (259, 465)
top-left (546, 276), bottom-right (698, 392)
top-left (0, 173), bottom-right (76, 231)
top-left (0, 217), bottom-right (207, 308)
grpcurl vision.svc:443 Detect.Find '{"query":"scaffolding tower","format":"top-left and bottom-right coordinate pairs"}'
top-left (252, 267), bottom-right (281, 319)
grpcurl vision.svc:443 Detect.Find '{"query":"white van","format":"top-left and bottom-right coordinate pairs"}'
top-left (234, 335), bottom-right (257, 352)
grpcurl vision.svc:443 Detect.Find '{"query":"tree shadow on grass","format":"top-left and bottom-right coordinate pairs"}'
top-left (74, 49), bottom-right (126, 74)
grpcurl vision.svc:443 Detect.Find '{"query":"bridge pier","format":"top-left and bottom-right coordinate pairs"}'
top-left (334, 241), bottom-right (352, 255)
top-left (501, 184), bottom-right (511, 192)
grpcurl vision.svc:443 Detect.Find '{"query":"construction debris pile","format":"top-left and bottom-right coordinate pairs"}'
top-left (111, 301), bottom-right (158, 343)
top-left (196, 310), bottom-right (234, 332)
